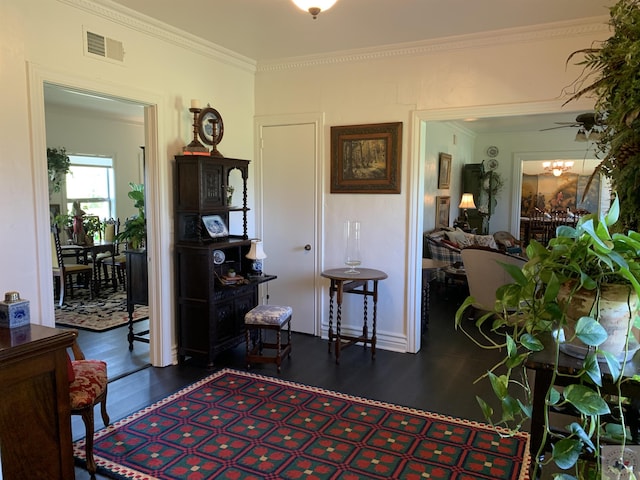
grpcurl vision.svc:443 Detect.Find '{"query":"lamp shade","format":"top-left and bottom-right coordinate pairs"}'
top-left (246, 240), bottom-right (267, 260)
top-left (575, 128), bottom-right (588, 142)
top-left (458, 193), bottom-right (476, 210)
top-left (291, 0), bottom-right (338, 18)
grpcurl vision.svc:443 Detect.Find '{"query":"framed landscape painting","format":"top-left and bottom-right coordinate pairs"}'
top-left (330, 122), bottom-right (402, 193)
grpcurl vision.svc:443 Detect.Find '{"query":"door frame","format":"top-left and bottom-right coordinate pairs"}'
top-left (408, 98), bottom-right (594, 352)
top-left (27, 63), bottom-right (173, 367)
top-left (253, 113), bottom-right (324, 336)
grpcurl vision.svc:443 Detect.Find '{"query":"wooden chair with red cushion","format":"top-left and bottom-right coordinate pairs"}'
top-left (68, 330), bottom-right (110, 477)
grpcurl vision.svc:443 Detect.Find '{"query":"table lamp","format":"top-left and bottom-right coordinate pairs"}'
top-left (458, 193), bottom-right (477, 226)
top-left (246, 239), bottom-right (267, 276)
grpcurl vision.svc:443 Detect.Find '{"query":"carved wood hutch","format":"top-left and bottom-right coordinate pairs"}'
top-left (174, 154), bottom-right (273, 366)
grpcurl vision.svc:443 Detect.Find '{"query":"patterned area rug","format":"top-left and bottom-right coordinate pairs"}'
top-left (74, 369), bottom-right (531, 480)
top-left (55, 289), bottom-right (148, 332)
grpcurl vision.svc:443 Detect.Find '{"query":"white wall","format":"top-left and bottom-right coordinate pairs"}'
top-left (423, 122), bottom-right (476, 232)
top-left (255, 21), bottom-right (605, 352)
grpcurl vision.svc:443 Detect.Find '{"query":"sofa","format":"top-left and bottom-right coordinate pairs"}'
top-left (423, 228), bottom-right (498, 265)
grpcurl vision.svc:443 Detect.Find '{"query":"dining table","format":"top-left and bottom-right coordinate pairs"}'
top-left (520, 215), bottom-right (579, 246)
top-left (61, 241), bottom-right (117, 293)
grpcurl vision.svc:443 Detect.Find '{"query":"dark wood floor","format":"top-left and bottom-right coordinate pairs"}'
top-left (71, 285), bottom-right (514, 479)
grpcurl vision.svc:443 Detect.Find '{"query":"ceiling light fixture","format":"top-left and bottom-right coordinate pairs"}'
top-left (575, 126), bottom-right (603, 143)
top-left (291, 0), bottom-right (338, 19)
top-left (543, 160), bottom-right (574, 177)
top-left (588, 129), bottom-right (602, 141)
top-left (575, 128), bottom-right (588, 142)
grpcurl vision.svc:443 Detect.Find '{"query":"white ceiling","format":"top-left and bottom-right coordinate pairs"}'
top-left (46, 0), bottom-right (615, 133)
top-left (109, 0), bottom-right (613, 62)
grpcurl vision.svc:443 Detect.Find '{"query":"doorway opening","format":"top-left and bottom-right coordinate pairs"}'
top-left (43, 81), bottom-right (151, 378)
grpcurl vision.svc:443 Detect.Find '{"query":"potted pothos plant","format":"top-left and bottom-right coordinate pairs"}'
top-left (116, 182), bottom-right (146, 249)
top-left (47, 147), bottom-right (71, 194)
top-left (455, 196), bottom-right (640, 479)
top-left (565, 0), bottom-right (640, 232)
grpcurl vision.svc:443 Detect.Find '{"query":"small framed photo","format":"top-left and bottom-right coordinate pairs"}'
top-left (438, 153), bottom-right (452, 189)
top-left (330, 122), bottom-right (402, 193)
top-left (436, 196), bottom-right (451, 229)
top-left (202, 215), bottom-right (228, 239)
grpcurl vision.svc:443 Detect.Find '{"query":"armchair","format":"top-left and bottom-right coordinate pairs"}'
top-left (460, 246), bottom-right (527, 316)
top-left (493, 231), bottom-right (524, 256)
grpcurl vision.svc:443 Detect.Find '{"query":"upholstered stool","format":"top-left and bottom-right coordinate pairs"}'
top-left (245, 305), bottom-right (292, 373)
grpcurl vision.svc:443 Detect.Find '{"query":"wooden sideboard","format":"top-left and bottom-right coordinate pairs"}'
top-left (0, 325), bottom-right (75, 479)
top-left (126, 249), bottom-right (150, 350)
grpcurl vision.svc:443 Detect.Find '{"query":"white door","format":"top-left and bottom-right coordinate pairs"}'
top-left (260, 122), bottom-right (317, 335)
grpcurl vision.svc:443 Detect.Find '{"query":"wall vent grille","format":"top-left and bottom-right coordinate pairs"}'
top-left (85, 30), bottom-right (125, 62)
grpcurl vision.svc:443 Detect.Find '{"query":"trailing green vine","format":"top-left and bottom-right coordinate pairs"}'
top-left (47, 147), bottom-right (71, 193)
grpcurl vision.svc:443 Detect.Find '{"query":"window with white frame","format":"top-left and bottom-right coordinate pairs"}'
top-left (65, 155), bottom-right (115, 220)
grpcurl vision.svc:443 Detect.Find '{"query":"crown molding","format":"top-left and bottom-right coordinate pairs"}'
top-left (59, 0), bottom-right (257, 73)
top-left (257, 17), bottom-right (610, 72)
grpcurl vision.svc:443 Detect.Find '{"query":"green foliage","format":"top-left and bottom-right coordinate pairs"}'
top-left (566, 0), bottom-right (640, 231)
top-left (115, 183), bottom-right (146, 249)
top-left (53, 213), bottom-right (72, 230)
top-left (83, 216), bottom-right (102, 238)
top-left (455, 197), bottom-right (640, 478)
top-left (47, 147), bottom-right (71, 193)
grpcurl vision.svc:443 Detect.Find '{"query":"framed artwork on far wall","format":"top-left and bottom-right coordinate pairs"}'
top-left (330, 122), bottom-right (402, 193)
top-left (438, 152), bottom-right (452, 189)
top-left (435, 196), bottom-right (451, 229)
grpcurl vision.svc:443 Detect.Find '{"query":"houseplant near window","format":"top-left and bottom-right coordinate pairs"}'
top-left (47, 147), bottom-right (71, 194)
top-left (455, 196), bottom-right (640, 479)
top-left (566, 0), bottom-right (640, 232)
top-left (116, 183), bottom-right (146, 249)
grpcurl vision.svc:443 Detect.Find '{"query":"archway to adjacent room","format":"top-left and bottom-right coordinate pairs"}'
top-left (27, 63), bottom-right (172, 368)
top-left (407, 98), bottom-right (595, 353)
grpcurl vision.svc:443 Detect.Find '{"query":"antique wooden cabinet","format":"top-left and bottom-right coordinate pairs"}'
top-left (175, 154), bottom-right (272, 366)
top-left (126, 249), bottom-right (149, 350)
top-left (0, 325), bottom-right (75, 479)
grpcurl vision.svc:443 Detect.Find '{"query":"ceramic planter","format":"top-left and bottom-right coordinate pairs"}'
top-left (558, 282), bottom-right (639, 361)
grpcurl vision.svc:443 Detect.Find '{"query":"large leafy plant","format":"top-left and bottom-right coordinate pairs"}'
top-left (47, 147), bottom-right (71, 193)
top-left (455, 197), bottom-right (640, 478)
top-left (116, 183), bottom-right (146, 249)
top-left (566, 0), bottom-right (640, 231)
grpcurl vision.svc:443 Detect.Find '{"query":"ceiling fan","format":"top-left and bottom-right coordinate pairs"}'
top-left (540, 112), bottom-right (602, 142)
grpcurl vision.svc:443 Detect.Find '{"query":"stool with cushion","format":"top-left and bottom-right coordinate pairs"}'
top-left (68, 330), bottom-right (110, 477)
top-left (245, 305), bottom-right (292, 373)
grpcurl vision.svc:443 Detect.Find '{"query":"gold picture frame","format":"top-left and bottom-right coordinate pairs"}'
top-left (436, 196), bottom-right (451, 229)
top-left (438, 152), bottom-right (452, 189)
top-left (330, 122), bottom-right (402, 193)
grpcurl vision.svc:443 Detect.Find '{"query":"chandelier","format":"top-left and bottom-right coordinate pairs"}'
top-left (543, 160), bottom-right (574, 177)
top-left (291, 0), bottom-right (338, 19)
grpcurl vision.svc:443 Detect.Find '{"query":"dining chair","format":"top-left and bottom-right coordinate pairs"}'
top-left (67, 329), bottom-right (109, 478)
top-left (51, 224), bottom-right (94, 307)
top-left (94, 218), bottom-right (119, 289)
top-left (101, 219), bottom-right (127, 290)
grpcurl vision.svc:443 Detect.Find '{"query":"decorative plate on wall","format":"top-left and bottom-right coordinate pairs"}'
top-left (487, 158), bottom-right (499, 171)
top-left (486, 145), bottom-right (499, 158)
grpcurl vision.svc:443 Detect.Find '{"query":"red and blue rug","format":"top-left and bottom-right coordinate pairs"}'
top-left (74, 368), bottom-right (530, 479)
